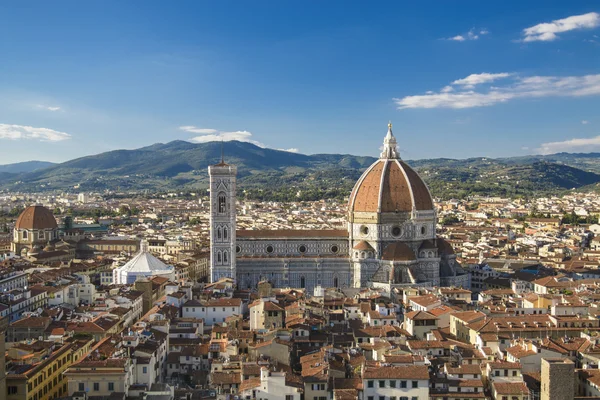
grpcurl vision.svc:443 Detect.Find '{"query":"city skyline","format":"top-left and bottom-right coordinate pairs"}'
top-left (0, 1), bottom-right (599, 164)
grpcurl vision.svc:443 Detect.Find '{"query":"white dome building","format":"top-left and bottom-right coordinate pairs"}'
top-left (113, 240), bottom-right (174, 285)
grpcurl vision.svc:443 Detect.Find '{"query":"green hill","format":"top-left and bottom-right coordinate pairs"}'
top-left (3, 140), bottom-right (600, 200)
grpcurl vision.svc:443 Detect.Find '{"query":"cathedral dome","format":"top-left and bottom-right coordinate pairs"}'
top-left (381, 242), bottom-right (416, 261)
top-left (15, 205), bottom-right (58, 230)
top-left (348, 124), bottom-right (433, 214)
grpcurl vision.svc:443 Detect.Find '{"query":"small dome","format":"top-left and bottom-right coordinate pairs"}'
top-left (437, 238), bottom-right (455, 255)
top-left (353, 241), bottom-right (374, 251)
top-left (348, 125), bottom-right (433, 214)
top-left (419, 239), bottom-right (437, 251)
top-left (15, 205), bottom-right (58, 230)
top-left (381, 242), bottom-right (416, 261)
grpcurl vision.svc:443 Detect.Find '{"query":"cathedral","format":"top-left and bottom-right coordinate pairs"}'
top-left (209, 123), bottom-right (468, 293)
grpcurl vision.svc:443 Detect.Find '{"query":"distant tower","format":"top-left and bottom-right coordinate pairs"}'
top-left (208, 151), bottom-right (237, 283)
top-left (541, 358), bottom-right (574, 400)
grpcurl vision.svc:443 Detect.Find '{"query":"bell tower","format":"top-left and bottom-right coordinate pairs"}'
top-left (208, 153), bottom-right (237, 283)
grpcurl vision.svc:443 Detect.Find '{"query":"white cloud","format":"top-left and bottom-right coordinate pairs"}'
top-left (582, 120), bottom-right (590, 124)
top-left (449, 35), bottom-right (466, 42)
top-left (394, 73), bottom-right (600, 109)
top-left (452, 72), bottom-right (512, 88)
top-left (179, 126), bottom-right (301, 152)
top-left (36, 104), bottom-right (61, 112)
top-left (522, 12), bottom-right (600, 42)
top-left (178, 126), bottom-right (218, 134)
top-left (0, 123), bottom-right (71, 141)
top-left (446, 28), bottom-right (489, 41)
top-left (536, 135), bottom-right (600, 154)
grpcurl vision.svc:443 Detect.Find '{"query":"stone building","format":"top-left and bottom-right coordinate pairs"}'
top-left (541, 358), bottom-right (574, 400)
top-left (11, 205), bottom-right (59, 256)
top-left (209, 123), bottom-right (469, 291)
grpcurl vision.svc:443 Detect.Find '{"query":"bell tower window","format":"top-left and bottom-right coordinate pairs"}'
top-left (218, 193), bottom-right (227, 214)
top-left (223, 227), bottom-right (228, 240)
top-left (300, 276), bottom-right (306, 289)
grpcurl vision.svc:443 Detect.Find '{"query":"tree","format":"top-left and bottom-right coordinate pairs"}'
top-left (442, 215), bottom-right (460, 225)
top-left (119, 205), bottom-right (132, 216)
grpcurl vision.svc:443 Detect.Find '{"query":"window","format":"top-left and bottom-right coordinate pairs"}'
top-left (298, 245), bottom-right (307, 253)
top-left (285, 396), bottom-right (294, 400)
top-left (401, 380), bottom-right (407, 388)
top-left (412, 381), bottom-right (418, 388)
top-left (392, 226), bottom-right (401, 236)
top-left (218, 193), bottom-right (227, 214)
top-left (379, 397), bottom-right (385, 400)
top-left (512, 370), bottom-right (517, 376)
top-left (368, 397), bottom-right (374, 400)
top-left (217, 252), bottom-right (222, 263)
top-left (39, 231), bottom-right (44, 239)
top-left (495, 370), bottom-right (500, 376)
top-left (379, 380), bottom-right (385, 388)
top-left (223, 251), bottom-right (228, 263)
top-left (23, 231), bottom-right (28, 239)
top-left (300, 276), bottom-right (305, 289)
top-left (108, 382), bottom-right (114, 391)
top-left (361, 225), bottom-right (369, 235)
top-left (93, 382), bottom-right (100, 391)
top-left (266, 245), bottom-right (274, 253)
top-left (217, 227), bottom-right (222, 240)
top-left (367, 380), bottom-right (374, 388)
top-left (390, 380), bottom-right (396, 388)
top-left (223, 227), bottom-right (228, 239)
top-left (143, 367), bottom-right (148, 374)
top-left (334, 277), bottom-right (338, 288)
top-left (331, 245), bottom-right (339, 253)
top-left (8, 386), bottom-right (18, 394)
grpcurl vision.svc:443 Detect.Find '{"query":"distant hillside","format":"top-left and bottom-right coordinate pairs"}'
top-left (2, 140), bottom-right (600, 200)
top-left (0, 160), bottom-right (55, 173)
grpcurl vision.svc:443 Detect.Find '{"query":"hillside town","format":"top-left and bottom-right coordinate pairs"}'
top-left (2, 187), bottom-right (600, 400)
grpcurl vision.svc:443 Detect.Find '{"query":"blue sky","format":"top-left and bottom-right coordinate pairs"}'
top-left (0, 1), bottom-right (599, 164)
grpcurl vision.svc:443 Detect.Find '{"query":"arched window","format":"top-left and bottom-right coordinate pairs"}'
top-left (223, 251), bottom-right (228, 263)
top-left (333, 277), bottom-right (338, 288)
top-left (218, 193), bottom-right (227, 214)
top-left (39, 231), bottom-right (44, 240)
top-left (300, 276), bottom-right (305, 289)
top-left (223, 227), bottom-right (228, 240)
top-left (217, 251), bottom-right (222, 263)
top-left (217, 227), bottom-right (222, 240)
top-left (22, 231), bottom-right (28, 239)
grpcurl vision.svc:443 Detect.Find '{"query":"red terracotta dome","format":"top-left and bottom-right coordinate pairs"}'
top-left (348, 124), bottom-right (433, 214)
top-left (15, 205), bottom-right (57, 230)
top-left (381, 242), bottom-right (416, 261)
top-left (349, 159), bottom-right (434, 213)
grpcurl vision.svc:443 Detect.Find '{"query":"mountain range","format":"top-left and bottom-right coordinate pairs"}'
top-left (2, 140), bottom-right (600, 200)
